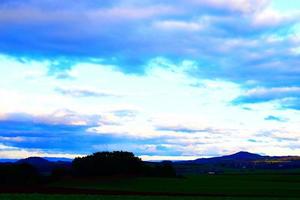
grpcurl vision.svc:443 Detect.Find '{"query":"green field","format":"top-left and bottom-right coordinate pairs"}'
top-left (2, 173), bottom-right (300, 199)
top-left (0, 194), bottom-right (299, 200)
top-left (50, 174), bottom-right (300, 197)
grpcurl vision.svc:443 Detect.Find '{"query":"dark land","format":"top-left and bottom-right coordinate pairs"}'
top-left (1, 151), bottom-right (300, 199)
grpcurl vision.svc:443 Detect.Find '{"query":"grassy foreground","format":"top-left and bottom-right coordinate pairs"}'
top-left (2, 173), bottom-right (300, 199)
top-left (51, 174), bottom-right (300, 197)
top-left (0, 194), bottom-right (299, 200)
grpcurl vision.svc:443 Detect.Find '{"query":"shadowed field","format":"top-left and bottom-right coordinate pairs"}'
top-left (1, 194), bottom-right (300, 200)
top-left (45, 174), bottom-right (300, 198)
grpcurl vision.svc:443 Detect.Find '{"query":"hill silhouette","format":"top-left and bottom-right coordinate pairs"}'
top-left (17, 157), bottom-right (71, 175)
top-left (1, 151), bottom-right (300, 178)
top-left (17, 157), bottom-right (51, 165)
top-left (174, 151), bottom-right (300, 175)
top-left (192, 151), bottom-right (264, 164)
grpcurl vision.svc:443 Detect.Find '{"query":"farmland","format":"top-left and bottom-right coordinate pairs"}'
top-left (1, 194), bottom-right (300, 200)
top-left (2, 173), bottom-right (298, 199)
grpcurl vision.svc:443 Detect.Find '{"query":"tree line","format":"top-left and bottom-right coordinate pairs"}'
top-left (0, 151), bottom-right (176, 185)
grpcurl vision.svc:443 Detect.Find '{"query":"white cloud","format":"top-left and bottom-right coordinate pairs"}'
top-left (189, 0), bottom-right (269, 14)
top-left (154, 20), bottom-right (203, 31)
top-left (0, 148), bottom-right (82, 159)
top-left (252, 8), bottom-right (288, 27)
top-left (1, 56), bottom-right (300, 158)
top-left (139, 155), bottom-right (199, 161)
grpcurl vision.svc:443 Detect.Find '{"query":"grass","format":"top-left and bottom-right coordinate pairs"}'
top-left (50, 174), bottom-right (300, 197)
top-left (1, 194), bottom-right (300, 200)
top-left (2, 173), bottom-right (300, 199)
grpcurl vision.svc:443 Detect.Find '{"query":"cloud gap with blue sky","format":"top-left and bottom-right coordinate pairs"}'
top-left (0, 0), bottom-right (300, 160)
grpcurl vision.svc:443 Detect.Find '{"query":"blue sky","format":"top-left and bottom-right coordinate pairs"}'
top-left (0, 0), bottom-right (300, 160)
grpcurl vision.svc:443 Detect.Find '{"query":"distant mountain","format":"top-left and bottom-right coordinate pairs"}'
top-left (0, 157), bottom-right (72, 163)
top-left (188, 151), bottom-right (300, 164)
top-left (0, 159), bottom-right (18, 163)
top-left (17, 157), bottom-right (71, 174)
top-left (17, 157), bottom-right (54, 174)
top-left (189, 151), bottom-right (265, 164)
top-left (174, 151), bottom-right (300, 175)
top-left (222, 151), bottom-right (264, 160)
top-left (43, 157), bottom-right (73, 162)
top-left (17, 157), bottom-right (51, 165)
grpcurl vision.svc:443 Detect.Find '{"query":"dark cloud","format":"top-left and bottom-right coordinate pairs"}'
top-left (0, 111), bottom-right (185, 156)
top-left (0, 119), bottom-right (90, 152)
top-left (0, 112), bottom-right (135, 154)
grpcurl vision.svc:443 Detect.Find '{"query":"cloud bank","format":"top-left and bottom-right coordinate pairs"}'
top-left (0, 0), bottom-right (299, 86)
top-left (1, 1), bottom-right (300, 159)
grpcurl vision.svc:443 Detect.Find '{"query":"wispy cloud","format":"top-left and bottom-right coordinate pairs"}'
top-left (156, 125), bottom-right (213, 134)
top-left (233, 87), bottom-right (300, 109)
top-left (55, 87), bottom-right (121, 98)
top-left (1, 109), bottom-right (101, 126)
top-left (264, 115), bottom-right (288, 122)
top-left (235, 87), bottom-right (300, 103)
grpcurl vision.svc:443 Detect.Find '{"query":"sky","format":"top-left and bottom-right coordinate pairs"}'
top-left (0, 0), bottom-right (300, 160)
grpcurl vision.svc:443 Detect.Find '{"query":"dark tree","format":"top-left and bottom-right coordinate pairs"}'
top-left (155, 161), bottom-right (177, 177)
top-left (72, 151), bottom-right (144, 177)
top-left (0, 163), bottom-right (39, 185)
top-left (51, 167), bottom-right (71, 179)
